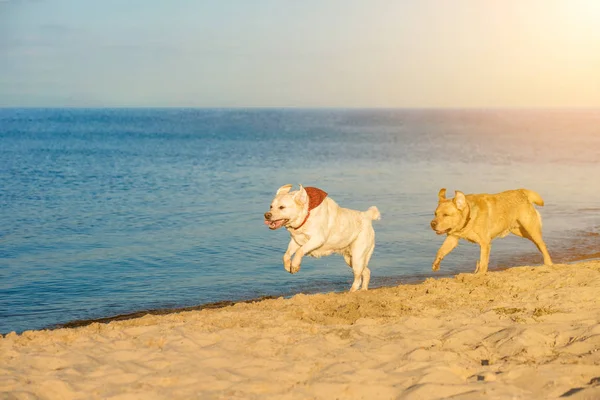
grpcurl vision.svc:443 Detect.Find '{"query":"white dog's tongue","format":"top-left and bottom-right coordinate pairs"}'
top-left (265, 219), bottom-right (285, 230)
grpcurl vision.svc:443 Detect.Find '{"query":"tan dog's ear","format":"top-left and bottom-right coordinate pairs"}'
top-left (276, 184), bottom-right (293, 195)
top-left (453, 191), bottom-right (467, 210)
top-left (294, 184), bottom-right (308, 204)
top-left (438, 188), bottom-right (447, 202)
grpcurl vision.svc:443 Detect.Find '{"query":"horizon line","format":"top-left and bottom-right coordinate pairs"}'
top-left (1, 106), bottom-right (600, 111)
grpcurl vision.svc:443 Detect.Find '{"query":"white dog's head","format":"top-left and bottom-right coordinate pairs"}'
top-left (264, 184), bottom-right (308, 230)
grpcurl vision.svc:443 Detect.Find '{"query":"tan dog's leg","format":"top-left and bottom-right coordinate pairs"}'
top-left (511, 224), bottom-right (553, 266)
top-left (476, 242), bottom-right (491, 273)
top-left (283, 240), bottom-right (300, 273)
top-left (432, 236), bottom-right (459, 271)
top-left (530, 235), bottom-right (553, 266)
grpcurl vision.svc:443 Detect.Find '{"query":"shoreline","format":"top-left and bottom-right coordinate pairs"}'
top-left (53, 295), bottom-right (278, 330)
top-left (2, 259), bottom-right (600, 399)
top-left (31, 253), bottom-right (600, 335)
top-left (48, 270), bottom-right (460, 333)
top-left (46, 255), bottom-right (599, 334)
top-left (2, 226), bottom-right (598, 335)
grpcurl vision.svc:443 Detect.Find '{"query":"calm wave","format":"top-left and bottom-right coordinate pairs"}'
top-left (1, 108), bottom-right (599, 333)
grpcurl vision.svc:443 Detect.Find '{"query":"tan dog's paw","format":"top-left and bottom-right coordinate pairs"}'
top-left (432, 261), bottom-right (440, 271)
top-left (474, 261), bottom-right (488, 274)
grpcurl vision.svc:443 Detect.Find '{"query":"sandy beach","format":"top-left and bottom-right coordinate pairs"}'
top-left (2, 260), bottom-right (600, 400)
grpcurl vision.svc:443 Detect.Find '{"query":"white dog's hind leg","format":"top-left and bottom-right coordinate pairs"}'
top-left (343, 252), bottom-right (352, 268)
top-left (344, 251), bottom-right (371, 290)
top-left (360, 247), bottom-right (374, 290)
top-left (349, 246), bottom-right (372, 292)
top-left (360, 267), bottom-right (371, 291)
top-left (349, 266), bottom-right (364, 292)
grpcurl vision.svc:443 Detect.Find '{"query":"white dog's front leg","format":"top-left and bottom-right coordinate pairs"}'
top-left (290, 236), bottom-right (325, 274)
top-left (283, 239), bottom-right (300, 273)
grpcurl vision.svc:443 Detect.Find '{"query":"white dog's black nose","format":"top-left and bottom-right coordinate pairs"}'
top-left (264, 212), bottom-right (272, 220)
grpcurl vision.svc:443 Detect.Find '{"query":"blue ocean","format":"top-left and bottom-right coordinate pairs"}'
top-left (1, 108), bottom-right (599, 334)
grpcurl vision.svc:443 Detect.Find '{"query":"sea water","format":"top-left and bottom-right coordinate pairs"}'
top-left (1, 108), bottom-right (599, 333)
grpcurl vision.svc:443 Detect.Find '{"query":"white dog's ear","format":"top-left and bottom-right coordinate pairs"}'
top-left (453, 191), bottom-right (467, 210)
top-left (294, 184), bottom-right (308, 204)
top-left (438, 188), bottom-right (447, 202)
top-left (276, 184), bottom-right (293, 195)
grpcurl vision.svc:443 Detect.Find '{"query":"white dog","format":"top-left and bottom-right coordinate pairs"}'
top-left (264, 184), bottom-right (381, 292)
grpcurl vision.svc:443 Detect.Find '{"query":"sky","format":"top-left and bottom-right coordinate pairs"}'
top-left (1, 0), bottom-right (600, 108)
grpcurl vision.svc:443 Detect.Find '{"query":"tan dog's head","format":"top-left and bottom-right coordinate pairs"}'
top-left (430, 188), bottom-right (469, 235)
top-left (264, 184), bottom-right (308, 230)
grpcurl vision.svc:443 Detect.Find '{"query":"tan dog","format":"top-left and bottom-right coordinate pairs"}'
top-left (264, 184), bottom-right (381, 291)
top-left (430, 188), bottom-right (553, 273)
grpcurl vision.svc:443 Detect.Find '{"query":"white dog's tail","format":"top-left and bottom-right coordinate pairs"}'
top-left (522, 189), bottom-right (544, 206)
top-left (364, 206), bottom-right (381, 221)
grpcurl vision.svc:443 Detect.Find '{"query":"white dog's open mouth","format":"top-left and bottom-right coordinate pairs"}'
top-left (265, 219), bottom-right (288, 230)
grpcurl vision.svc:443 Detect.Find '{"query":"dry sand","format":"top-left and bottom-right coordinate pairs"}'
top-left (2, 260), bottom-right (600, 400)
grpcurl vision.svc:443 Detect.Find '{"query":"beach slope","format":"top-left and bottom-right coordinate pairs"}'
top-left (2, 261), bottom-right (600, 399)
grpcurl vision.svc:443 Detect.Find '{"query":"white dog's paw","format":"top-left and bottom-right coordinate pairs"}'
top-left (290, 262), bottom-right (301, 274)
top-left (289, 255), bottom-right (302, 274)
top-left (284, 257), bottom-right (300, 274)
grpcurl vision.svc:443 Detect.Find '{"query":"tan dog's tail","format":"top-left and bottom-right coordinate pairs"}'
top-left (522, 189), bottom-right (544, 206)
top-left (364, 206), bottom-right (381, 221)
